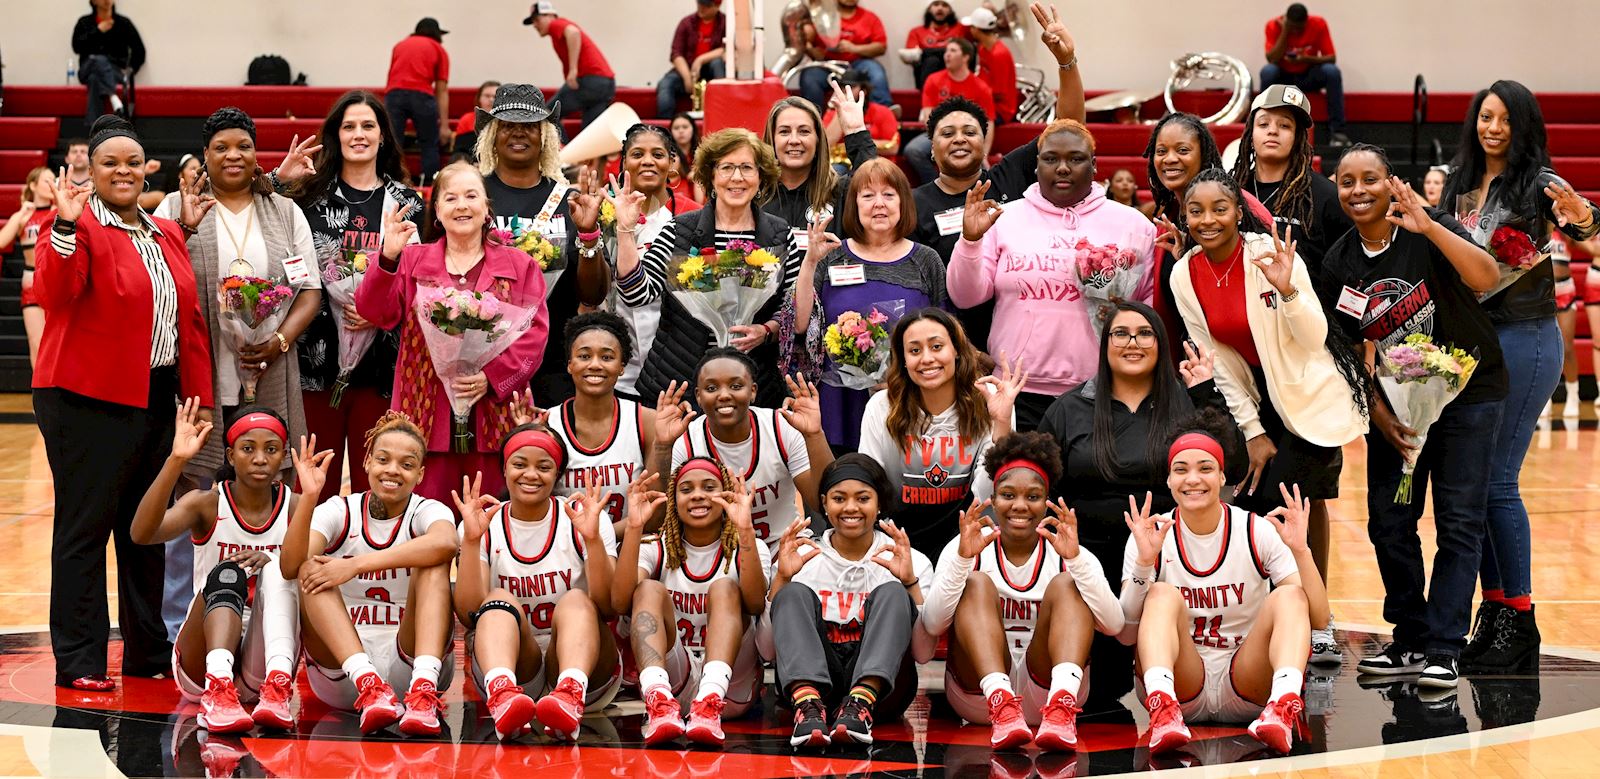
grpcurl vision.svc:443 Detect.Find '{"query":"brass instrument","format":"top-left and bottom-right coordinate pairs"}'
top-left (773, 0), bottom-right (839, 78)
top-left (1164, 52), bottom-right (1253, 125)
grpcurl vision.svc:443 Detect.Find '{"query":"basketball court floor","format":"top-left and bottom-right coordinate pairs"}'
top-left (0, 394), bottom-right (1595, 778)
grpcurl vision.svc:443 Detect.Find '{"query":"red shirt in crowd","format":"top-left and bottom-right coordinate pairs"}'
top-left (1190, 243), bottom-right (1261, 367)
top-left (976, 39), bottom-right (1017, 122)
top-left (829, 6), bottom-right (887, 63)
top-left (904, 22), bottom-right (966, 50)
top-left (921, 69), bottom-right (996, 118)
top-left (824, 104), bottom-right (900, 145)
top-left (550, 17), bottom-right (615, 79)
top-left (1264, 15), bottom-right (1335, 75)
top-left (454, 112), bottom-right (475, 136)
top-left (672, 11), bottom-right (727, 63)
top-left (386, 34), bottom-right (449, 94)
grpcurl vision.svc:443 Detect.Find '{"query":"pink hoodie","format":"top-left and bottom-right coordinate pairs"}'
top-left (948, 182), bottom-right (1157, 396)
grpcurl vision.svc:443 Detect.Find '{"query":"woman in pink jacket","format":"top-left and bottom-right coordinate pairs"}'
top-left (356, 161), bottom-right (550, 501)
top-left (948, 119), bottom-right (1158, 429)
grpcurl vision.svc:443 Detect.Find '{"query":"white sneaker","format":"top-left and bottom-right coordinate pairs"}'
top-left (1311, 627), bottom-right (1343, 665)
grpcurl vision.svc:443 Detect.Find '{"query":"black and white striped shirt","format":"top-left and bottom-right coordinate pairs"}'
top-left (615, 222), bottom-right (803, 309)
top-left (52, 197), bottom-right (180, 367)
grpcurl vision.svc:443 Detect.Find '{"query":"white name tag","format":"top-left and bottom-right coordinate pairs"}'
top-left (1336, 285), bottom-right (1370, 318)
top-left (935, 207), bottom-right (964, 237)
top-left (282, 254), bottom-right (312, 286)
top-left (791, 228), bottom-right (810, 251)
top-left (828, 263), bottom-right (866, 286)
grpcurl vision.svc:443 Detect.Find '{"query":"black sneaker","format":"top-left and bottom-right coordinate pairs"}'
top-left (1462, 601), bottom-right (1511, 663)
top-left (1418, 655), bottom-right (1459, 688)
top-left (1357, 643), bottom-right (1425, 675)
top-left (833, 696), bottom-right (874, 745)
top-left (790, 698), bottom-right (831, 750)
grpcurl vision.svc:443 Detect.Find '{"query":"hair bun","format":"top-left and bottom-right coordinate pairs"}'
top-left (90, 114), bottom-right (135, 137)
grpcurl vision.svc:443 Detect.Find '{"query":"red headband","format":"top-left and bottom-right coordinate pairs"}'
top-left (995, 459), bottom-right (1049, 488)
top-left (504, 429), bottom-right (564, 469)
top-left (226, 413), bottom-right (287, 446)
top-left (1168, 432), bottom-right (1225, 470)
top-left (678, 457), bottom-right (722, 483)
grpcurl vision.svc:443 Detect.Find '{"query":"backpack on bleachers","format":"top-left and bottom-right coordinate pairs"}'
top-left (247, 55), bottom-right (297, 86)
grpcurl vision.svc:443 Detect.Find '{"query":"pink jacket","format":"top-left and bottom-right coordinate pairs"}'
top-left (948, 182), bottom-right (1157, 396)
top-left (356, 239), bottom-right (550, 452)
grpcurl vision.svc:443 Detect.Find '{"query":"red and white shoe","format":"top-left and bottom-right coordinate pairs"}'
top-left (398, 680), bottom-right (445, 736)
top-left (642, 687), bottom-right (685, 746)
top-left (486, 676), bottom-right (536, 741)
top-left (685, 693), bottom-right (726, 746)
top-left (986, 689), bottom-right (1032, 750)
top-left (199, 735), bottom-right (249, 779)
top-left (1248, 693), bottom-right (1306, 754)
top-left (1033, 690), bottom-right (1081, 752)
top-left (536, 677), bottom-right (586, 740)
top-left (1144, 691), bottom-right (1192, 754)
top-left (353, 673), bottom-right (402, 734)
top-left (198, 675), bottom-right (254, 734)
top-left (250, 670), bottom-right (295, 730)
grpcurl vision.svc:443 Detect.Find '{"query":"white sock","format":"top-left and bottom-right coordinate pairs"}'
top-left (484, 666), bottom-right (517, 691)
top-left (1269, 667), bottom-right (1303, 703)
top-left (205, 649), bottom-right (235, 681)
top-left (411, 655), bottom-right (442, 689)
top-left (1048, 662), bottom-right (1083, 701)
top-left (696, 660), bottom-right (731, 701)
top-left (258, 559), bottom-right (300, 675)
top-left (341, 652), bottom-right (378, 682)
top-left (265, 655), bottom-right (293, 678)
top-left (1143, 667), bottom-right (1176, 700)
top-left (109, 94), bottom-right (123, 112)
top-left (979, 672), bottom-right (1014, 700)
top-left (556, 668), bottom-right (589, 697)
top-left (639, 665), bottom-right (671, 697)
top-left (1567, 382), bottom-right (1581, 413)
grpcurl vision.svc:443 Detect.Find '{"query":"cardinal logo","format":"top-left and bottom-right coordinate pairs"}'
top-left (925, 462), bottom-right (950, 487)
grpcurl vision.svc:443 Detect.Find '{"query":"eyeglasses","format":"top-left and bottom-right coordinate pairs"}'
top-left (715, 163), bottom-right (758, 180)
top-left (1109, 329), bottom-right (1157, 347)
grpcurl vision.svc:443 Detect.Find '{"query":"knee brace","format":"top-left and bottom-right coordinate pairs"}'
top-left (470, 599), bottom-right (522, 629)
top-left (204, 561), bottom-right (250, 617)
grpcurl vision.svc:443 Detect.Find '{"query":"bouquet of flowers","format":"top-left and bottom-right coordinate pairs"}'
top-left (217, 275), bottom-right (295, 403)
top-left (414, 285), bottom-right (538, 453)
top-left (320, 247), bottom-right (377, 408)
top-left (1376, 333), bottom-right (1480, 503)
top-left (493, 224), bottom-right (562, 272)
top-left (821, 303), bottom-right (902, 389)
top-left (1073, 238), bottom-right (1141, 333)
top-left (668, 239), bottom-right (784, 347)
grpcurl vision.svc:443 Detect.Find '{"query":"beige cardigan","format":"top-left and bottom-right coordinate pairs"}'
top-left (1172, 233), bottom-right (1366, 447)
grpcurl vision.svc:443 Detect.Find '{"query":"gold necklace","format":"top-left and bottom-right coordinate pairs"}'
top-left (1203, 244), bottom-right (1243, 288)
top-left (217, 201), bottom-right (256, 276)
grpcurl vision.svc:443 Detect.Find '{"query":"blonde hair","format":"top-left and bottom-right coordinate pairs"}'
top-left (660, 461), bottom-right (741, 573)
top-left (364, 410), bottom-right (426, 453)
top-left (693, 128), bottom-right (781, 205)
top-left (475, 117), bottom-right (566, 182)
top-left (1038, 118), bottom-right (1096, 154)
top-left (21, 167), bottom-right (50, 206)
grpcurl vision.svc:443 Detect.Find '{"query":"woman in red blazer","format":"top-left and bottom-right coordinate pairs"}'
top-left (32, 115), bottom-right (215, 691)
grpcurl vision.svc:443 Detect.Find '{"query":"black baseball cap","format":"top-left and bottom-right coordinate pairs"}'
top-left (415, 18), bottom-right (448, 39)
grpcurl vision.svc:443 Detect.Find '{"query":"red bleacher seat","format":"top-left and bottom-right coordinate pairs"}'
top-left (0, 118), bottom-right (61, 151)
top-left (0, 151), bottom-right (47, 181)
top-left (1552, 158), bottom-right (1600, 189)
top-left (0, 185), bottom-right (22, 205)
top-left (253, 118), bottom-right (324, 149)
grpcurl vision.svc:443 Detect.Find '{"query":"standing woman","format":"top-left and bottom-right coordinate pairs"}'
top-left (286, 90), bottom-right (425, 502)
top-left (1230, 85), bottom-right (1352, 272)
top-left (355, 161), bottom-right (551, 502)
top-left (1439, 81), bottom-right (1600, 669)
top-left (612, 128), bottom-right (803, 408)
top-left (781, 158), bottom-right (949, 451)
top-left (763, 84), bottom-right (876, 235)
top-left (857, 308), bottom-right (1023, 558)
top-left (1, 167), bottom-right (57, 366)
top-left (949, 119), bottom-right (1158, 429)
top-left (33, 115), bottom-right (215, 690)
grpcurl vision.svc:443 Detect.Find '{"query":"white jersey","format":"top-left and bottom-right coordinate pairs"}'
top-left (672, 409), bottom-right (810, 547)
top-left (637, 536), bottom-right (771, 651)
top-left (1123, 504), bottom-right (1298, 660)
top-left (548, 397), bottom-right (647, 529)
top-left (465, 496), bottom-right (618, 637)
top-left (310, 492), bottom-right (456, 633)
top-left (786, 529), bottom-right (933, 641)
top-left (937, 534), bottom-right (1066, 654)
top-left (191, 481), bottom-right (292, 597)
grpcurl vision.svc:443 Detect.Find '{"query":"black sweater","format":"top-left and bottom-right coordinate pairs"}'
top-left (72, 13), bottom-right (146, 73)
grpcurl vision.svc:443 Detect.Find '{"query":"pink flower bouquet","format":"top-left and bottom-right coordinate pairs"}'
top-left (1376, 333), bottom-right (1480, 503)
top-left (1073, 238), bottom-right (1140, 332)
top-left (217, 274), bottom-right (295, 403)
top-left (320, 247), bottom-right (378, 408)
top-left (414, 285), bottom-right (538, 453)
top-left (821, 302), bottom-right (903, 389)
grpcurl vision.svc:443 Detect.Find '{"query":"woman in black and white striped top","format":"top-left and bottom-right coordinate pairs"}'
top-left (612, 128), bottom-right (805, 410)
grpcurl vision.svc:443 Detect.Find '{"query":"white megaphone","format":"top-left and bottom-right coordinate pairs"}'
top-left (558, 102), bottom-right (642, 166)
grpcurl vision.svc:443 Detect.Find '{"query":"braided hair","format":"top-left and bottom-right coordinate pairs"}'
top-left (659, 460), bottom-right (742, 573)
top-left (1231, 106), bottom-right (1316, 232)
top-left (1144, 112), bottom-right (1225, 223)
top-left (364, 410), bottom-right (427, 453)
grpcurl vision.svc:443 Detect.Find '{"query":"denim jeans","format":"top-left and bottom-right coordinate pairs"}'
top-left (1260, 62), bottom-right (1345, 134)
top-left (656, 60), bottom-right (726, 118)
top-left (1366, 398), bottom-right (1502, 657)
top-left (554, 75), bottom-right (618, 137)
top-left (384, 88), bottom-right (442, 178)
top-left (79, 55), bottom-right (124, 125)
top-left (799, 59), bottom-right (893, 110)
top-left (1480, 316), bottom-right (1562, 599)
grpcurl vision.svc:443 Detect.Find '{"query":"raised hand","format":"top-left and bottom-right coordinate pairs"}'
top-left (1177, 339), bottom-right (1215, 387)
top-left (1266, 482), bottom-right (1311, 553)
top-left (603, 172), bottom-right (647, 233)
top-left (53, 166), bottom-right (91, 223)
top-left (871, 519), bottom-right (919, 586)
top-left (178, 171), bottom-right (217, 231)
top-left (1153, 214), bottom-right (1185, 257)
top-left (509, 388), bottom-right (548, 427)
top-left (1545, 179), bottom-right (1596, 228)
top-left (654, 381), bottom-right (698, 442)
top-left (1029, 3), bottom-right (1078, 65)
top-left (1038, 498), bottom-right (1081, 560)
top-left (955, 497), bottom-right (998, 558)
top-left (961, 180), bottom-right (1004, 242)
top-left (289, 433), bottom-right (336, 498)
top-left (450, 471), bottom-right (501, 546)
top-left (624, 471), bottom-right (667, 531)
top-left (563, 484), bottom-right (607, 541)
top-left (773, 519), bottom-right (820, 581)
top-left (1385, 176), bottom-right (1437, 235)
top-left (1253, 221), bottom-right (1297, 295)
top-left (804, 213), bottom-right (842, 266)
top-left (780, 373), bottom-right (824, 436)
top-left (1244, 434), bottom-right (1278, 496)
top-left (1123, 492), bottom-right (1168, 568)
top-left (170, 396), bottom-right (214, 461)
top-left (568, 166), bottom-right (605, 233)
top-left (829, 79), bottom-right (867, 135)
top-left (711, 474), bottom-right (756, 540)
top-left (274, 134), bottom-right (324, 184)
top-left (975, 351), bottom-right (1027, 428)
top-left (380, 201), bottom-right (419, 261)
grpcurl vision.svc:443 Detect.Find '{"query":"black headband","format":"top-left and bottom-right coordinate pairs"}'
top-left (820, 461), bottom-right (880, 496)
top-left (88, 127), bottom-right (140, 157)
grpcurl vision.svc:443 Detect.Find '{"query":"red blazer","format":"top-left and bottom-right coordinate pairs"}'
top-left (32, 209), bottom-right (215, 408)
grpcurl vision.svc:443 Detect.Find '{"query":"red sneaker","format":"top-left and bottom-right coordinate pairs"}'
top-left (68, 674), bottom-right (116, 692)
top-left (1145, 691), bottom-right (1192, 754)
top-left (1248, 693), bottom-right (1306, 754)
top-left (642, 687), bottom-right (685, 746)
top-left (353, 673), bottom-right (402, 734)
top-left (685, 693), bottom-right (726, 746)
top-left (986, 689), bottom-right (1032, 750)
top-left (250, 670), bottom-right (295, 730)
top-left (486, 676), bottom-right (536, 741)
top-left (398, 679), bottom-right (445, 736)
top-left (199, 735), bottom-right (248, 779)
top-left (1033, 690), bottom-right (1081, 752)
top-left (536, 677), bottom-right (587, 740)
top-left (199, 675), bottom-right (254, 734)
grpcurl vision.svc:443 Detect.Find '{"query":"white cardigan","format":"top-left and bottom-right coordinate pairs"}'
top-left (1172, 234), bottom-right (1366, 447)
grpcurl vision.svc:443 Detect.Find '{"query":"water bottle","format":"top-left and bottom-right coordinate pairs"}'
top-left (66, 58), bottom-right (77, 85)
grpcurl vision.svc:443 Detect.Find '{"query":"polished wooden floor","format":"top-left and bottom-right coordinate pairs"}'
top-left (1, 392), bottom-right (1599, 776)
